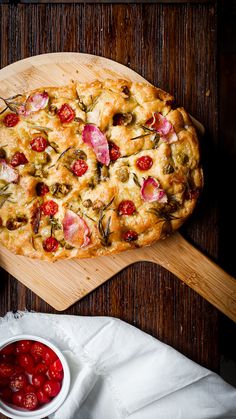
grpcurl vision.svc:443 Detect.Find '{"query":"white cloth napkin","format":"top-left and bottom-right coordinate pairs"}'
top-left (0, 312), bottom-right (236, 419)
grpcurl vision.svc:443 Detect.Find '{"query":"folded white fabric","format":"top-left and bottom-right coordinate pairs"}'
top-left (0, 312), bottom-right (236, 419)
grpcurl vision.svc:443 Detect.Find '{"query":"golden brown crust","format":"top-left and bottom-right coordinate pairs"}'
top-left (0, 80), bottom-right (203, 261)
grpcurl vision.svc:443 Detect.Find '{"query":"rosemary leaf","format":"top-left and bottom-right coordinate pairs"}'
top-left (57, 146), bottom-right (74, 162)
top-left (133, 173), bottom-right (141, 188)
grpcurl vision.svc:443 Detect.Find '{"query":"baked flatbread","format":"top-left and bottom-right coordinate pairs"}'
top-left (0, 80), bottom-right (203, 260)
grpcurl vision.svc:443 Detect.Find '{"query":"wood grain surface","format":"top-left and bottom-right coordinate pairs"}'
top-left (0, 3), bottom-right (234, 408)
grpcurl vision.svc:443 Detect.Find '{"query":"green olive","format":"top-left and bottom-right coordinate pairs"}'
top-left (50, 183), bottom-right (72, 198)
top-left (116, 166), bottom-right (129, 182)
top-left (34, 152), bottom-right (50, 166)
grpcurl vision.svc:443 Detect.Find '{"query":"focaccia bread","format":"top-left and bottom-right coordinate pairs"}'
top-left (0, 80), bottom-right (203, 261)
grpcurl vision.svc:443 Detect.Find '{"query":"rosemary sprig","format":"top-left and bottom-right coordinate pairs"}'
top-left (133, 173), bottom-right (141, 188)
top-left (147, 207), bottom-right (181, 222)
top-left (86, 95), bottom-right (101, 113)
top-left (0, 193), bottom-right (12, 208)
top-left (0, 94), bottom-right (23, 114)
top-left (27, 123), bottom-right (53, 133)
top-left (98, 213), bottom-right (112, 247)
top-left (57, 146), bottom-right (74, 162)
top-left (130, 133), bottom-right (152, 141)
top-left (76, 95), bottom-right (87, 112)
top-left (97, 196), bottom-right (115, 246)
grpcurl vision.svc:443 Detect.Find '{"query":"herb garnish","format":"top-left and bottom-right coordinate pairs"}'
top-left (97, 197), bottom-right (115, 246)
top-left (0, 94), bottom-right (23, 114)
top-left (133, 173), bottom-right (141, 188)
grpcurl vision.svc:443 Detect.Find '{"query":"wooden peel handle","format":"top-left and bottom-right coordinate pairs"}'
top-left (143, 233), bottom-right (236, 322)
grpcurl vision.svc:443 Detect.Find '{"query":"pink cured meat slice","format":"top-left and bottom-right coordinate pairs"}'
top-left (0, 159), bottom-right (19, 183)
top-left (82, 124), bottom-right (110, 166)
top-left (141, 177), bottom-right (167, 203)
top-left (62, 209), bottom-right (91, 248)
top-left (147, 113), bottom-right (178, 144)
top-left (26, 92), bottom-right (49, 112)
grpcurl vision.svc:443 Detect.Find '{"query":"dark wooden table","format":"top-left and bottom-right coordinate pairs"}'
top-left (0, 1), bottom-right (236, 417)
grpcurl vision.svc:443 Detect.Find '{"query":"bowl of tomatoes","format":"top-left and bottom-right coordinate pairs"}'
top-left (0, 335), bottom-right (70, 419)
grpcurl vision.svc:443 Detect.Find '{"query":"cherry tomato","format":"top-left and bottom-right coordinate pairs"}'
top-left (41, 200), bottom-right (58, 216)
top-left (123, 230), bottom-right (138, 242)
top-left (30, 342), bottom-right (46, 361)
top-left (3, 113), bottom-right (19, 127)
top-left (15, 340), bottom-right (32, 354)
top-left (33, 362), bottom-right (47, 375)
top-left (36, 182), bottom-right (49, 196)
top-left (71, 159), bottom-right (88, 177)
top-left (30, 136), bottom-right (47, 152)
top-left (17, 354), bottom-right (35, 373)
top-left (43, 237), bottom-right (59, 253)
top-left (48, 367), bottom-right (63, 381)
top-left (12, 389), bottom-right (25, 407)
top-left (9, 373), bottom-right (27, 391)
top-left (50, 358), bottom-right (62, 372)
top-left (22, 392), bottom-right (38, 410)
top-left (0, 343), bottom-right (15, 356)
top-left (118, 200), bottom-right (136, 216)
top-left (136, 155), bottom-right (153, 171)
top-left (25, 384), bottom-right (36, 393)
top-left (32, 373), bottom-right (46, 388)
top-left (37, 389), bottom-right (50, 404)
top-left (43, 380), bottom-right (61, 398)
top-left (43, 348), bottom-right (57, 366)
top-left (58, 103), bottom-right (75, 123)
top-left (0, 387), bottom-right (13, 402)
top-left (10, 152), bottom-right (28, 167)
top-left (109, 142), bottom-right (121, 161)
top-left (0, 363), bottom-right (15, 378)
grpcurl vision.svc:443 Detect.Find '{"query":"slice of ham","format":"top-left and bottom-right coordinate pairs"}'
top-left (82, 124), bottom-right (110, 166)
top-left (0, 159), bottom-right (19, 183)
top-left (147, 113), bottom-right (178, 144)
top-left (62, 209), bottom-right (91, 248)
top-left (141, 177), bottom-right (168, 203)
top-left (26, 92), bottom-right (49, 112)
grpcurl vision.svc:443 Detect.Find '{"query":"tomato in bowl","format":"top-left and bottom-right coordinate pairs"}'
top-left (0, 335), bottom-right (70, 419)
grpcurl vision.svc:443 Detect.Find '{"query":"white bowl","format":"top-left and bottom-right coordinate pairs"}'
top-left (0, 334), bottom-right (70, 419)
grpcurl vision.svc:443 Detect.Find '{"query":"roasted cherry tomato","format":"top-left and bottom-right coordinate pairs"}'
top-left (3, 113), bottom-right (19, 127)
top-left (30, 136), bottom-right (47, 152)
top-left (30, 342), bottom-right (46, 361)
top-left (41, 200), bottom-right (58, 216)
top-left (43, 237), bottom-right (59, 253)
top-left (25, 384), bottom-right (36, 393)
top-left (43, 348), bottom-right (58, 366)
top-left (37, 389), bottom-right (50, 405)
top-left (10, 152), bottom-right (28, 167)
top-left (123, 230), bottom-right (138, 242)
top-left (15, 340), bottom-right (32, 354)
top-left (9, 373), bottom-right (27, 392)
top-left (36, 182), bottom-right (49, 197)
top-left (33, 362), bottom-right (47, 375)
top-left (71, 159), bottom-right (88, 177)
top-left (118, 200), bottom-right (136, 216)
top-left (32, 373), bottom-right (46, 388)
top-left (109, 142), bottom-right (121, 161)
top-left (22, 392), bottom-right (38, 410)
top-left (17, 354), bottom-right (35, 373)
top-left (43, 380), bottom-right (61, 398)
top-left (12, 389), bottom-right (25, 407)
top-left (57, 104), bottom-right (75, 123)
top-left (0, 343), bottom-right (15, 356)
top-left (136, 155), bottom-right (153, 171)
top-left (0, 362), bottom-right (15, 378)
